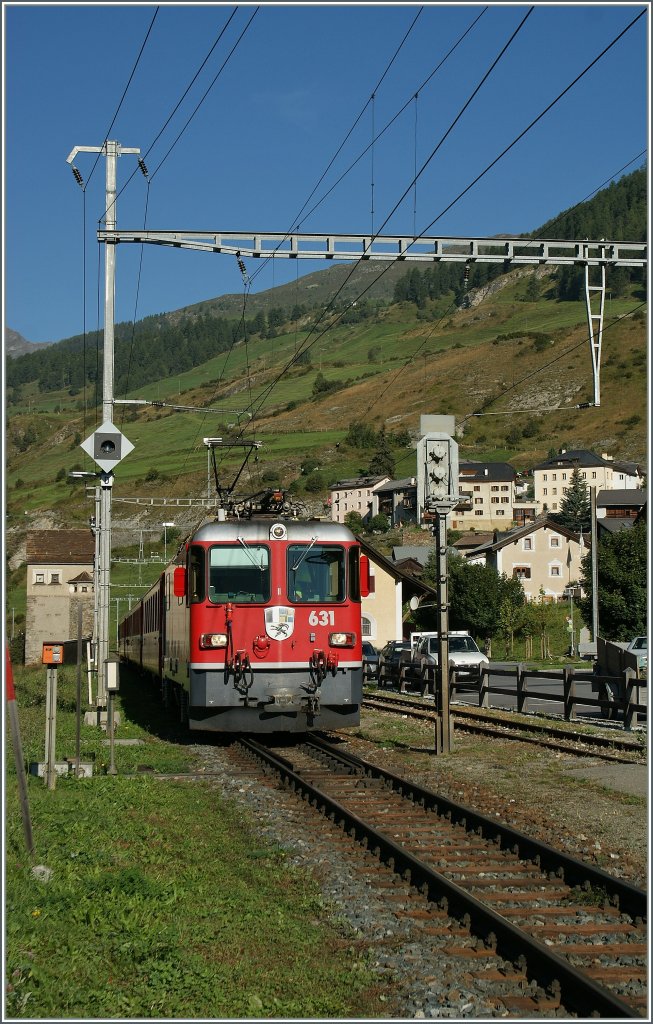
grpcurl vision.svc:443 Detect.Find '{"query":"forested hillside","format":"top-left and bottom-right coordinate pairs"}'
top-left (5, 167), bottom-right (646, 403)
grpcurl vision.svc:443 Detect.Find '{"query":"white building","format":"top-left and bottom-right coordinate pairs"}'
top-left (329, 475), bottom-right (389, 524)
top-left (532, 450), bottom-right (643, 513)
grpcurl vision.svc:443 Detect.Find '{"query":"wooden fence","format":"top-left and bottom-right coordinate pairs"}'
top-left (378, 662), bottom-right (647, 730)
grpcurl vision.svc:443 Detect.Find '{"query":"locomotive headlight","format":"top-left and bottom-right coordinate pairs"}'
top-left (270, 522), bottom-right (287, 540)
top-left (199, 633), bottom-right (228, 649)
top-left (329, 632), bottom-right (355, 648)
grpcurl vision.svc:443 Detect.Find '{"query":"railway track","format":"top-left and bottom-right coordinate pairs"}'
top-left (362, 691), bottom-right (648, 763)
top-left (225, 734), bottom-right (647, 1018)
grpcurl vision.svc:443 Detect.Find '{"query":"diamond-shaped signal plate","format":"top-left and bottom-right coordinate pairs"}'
top-left (80, 420), bottom-right (135, 472)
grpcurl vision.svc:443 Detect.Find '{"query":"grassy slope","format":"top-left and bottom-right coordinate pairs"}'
top-left (5, 273), bottom-right (647, 636)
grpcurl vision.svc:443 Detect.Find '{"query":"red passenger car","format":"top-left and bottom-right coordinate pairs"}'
top-left (119, 514), bottom-right (369, 733)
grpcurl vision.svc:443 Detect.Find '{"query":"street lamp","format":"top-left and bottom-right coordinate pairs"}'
top-left (162, 522), bottom-right (175, 561)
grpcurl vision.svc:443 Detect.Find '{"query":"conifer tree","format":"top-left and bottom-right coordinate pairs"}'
top-left (552, 467), bottom-right (591, 531)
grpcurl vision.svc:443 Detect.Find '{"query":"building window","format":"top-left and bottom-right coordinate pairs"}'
top-left (362, 616), bottom-right (372, 637)
top-left (562, 473), bottom-right (567, 481)
top-left (550, 537), bottom-right (560, 548)
top-left (523, 538), bottom-right (533, 551)
top-left (543, 488), bottom-right (548, 496)
top-left (491, 485), bottom-right (499, 492)
top-left (552, 502), bottom-right (558, 510)
top-left (592, 472), bottom-right (597, 479)
top-left (552, 473), bottom-right (557, 481)
top-left (496, 509), bottom-right (505, 516)
top-left (550, 564), bottom-right (561, 577)
top-left (543, 474), bottom-right (547, 481)
top-left (474, 498), bottom-right (483, 505)
top-left (501, 485), bottom-right (509, 492)
top-left (491, 497), bottom-right (500, 504)
top-left (513, 566), bottom-right (531, 580)
top-left (552, 488), bottom-right (557, 495)
top-left (473, 485), bottom-right (481, 492)
top-left (501, 497), bottom-right (510, 503)
top-left (475, 510), bottom-right (484, 516)
top-left (50, 573), bottom-right (61, 584)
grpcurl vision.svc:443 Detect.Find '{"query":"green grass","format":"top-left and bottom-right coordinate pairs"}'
top-left (5, 665), bottom-right (387, 1019)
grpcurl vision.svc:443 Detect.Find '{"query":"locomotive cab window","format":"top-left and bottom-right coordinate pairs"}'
top-left (189, 546), bottom-right (206, 604)
top-left (208, 545), bottom-right (270, 603)
top-left (287, 544), bottom-right (345, 603)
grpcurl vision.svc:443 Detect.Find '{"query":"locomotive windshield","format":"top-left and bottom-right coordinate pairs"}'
top-left (207, 544), bottom-right (271, 603)
top-left (287, 544), bottom-right (345, 603)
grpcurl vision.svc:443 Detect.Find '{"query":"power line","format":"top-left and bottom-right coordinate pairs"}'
top-left (248, 6), bottom-right (487, 287)
top-left (85, 7), bottom-right (160, 193)
top-left (239, 9), bottom-right (645, 432)
top-left (148, 7), bottom-right (259, 181)
top-left (111, 7), bottom-right (239, 213)
top-left (236, 9), bottom-right (533, 429)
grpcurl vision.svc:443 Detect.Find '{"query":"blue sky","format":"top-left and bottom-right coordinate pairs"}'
top-left (3, 2), bottom-right (649, 345)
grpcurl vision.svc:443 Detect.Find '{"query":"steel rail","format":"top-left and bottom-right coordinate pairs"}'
top-left (362, 693), bottom-right (647, 763)
top-left (239, 736), bottom-right (642, 1018)
top-left (306, 734), bottom-right (647, 920)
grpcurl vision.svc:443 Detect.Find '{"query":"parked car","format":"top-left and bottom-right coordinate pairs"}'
top-left (414, 632), bottom-right (489, 685)
top-left (379, 640), bottom-right (411, 684)
top-left (626, 636), bottom-right (647, 677)
top-left (362, 641), bottom-right (380, 681)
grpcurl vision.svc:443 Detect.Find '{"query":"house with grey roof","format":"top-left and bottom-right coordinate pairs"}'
top-left (440, 460), bottom-right (517, 532)
top-left (461, 517), bottom-right (589, 603)
top-left (329, 474), bottom-right (389, 524)
top-left (371, 477), bottom-right (418, 527)
top-left (532, 449), bottom-right (644, 514)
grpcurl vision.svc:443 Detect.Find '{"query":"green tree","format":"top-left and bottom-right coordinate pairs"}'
top-left (367, 513), bottom-right (390, 533)
top-left (421, 556), bottom-right (524, 641)
top-left (304, 471), bottom-right (325, 493)
top-left (551, 467), bottom-right (591, 531)
top-left (368, 429), bottom-right (395, 477)
top-left (579, 520), bottom-right (647, 639)
top-left (345, 420), bottom-right (378, 449)
top-left (344, 511), bottom-right (364, 534)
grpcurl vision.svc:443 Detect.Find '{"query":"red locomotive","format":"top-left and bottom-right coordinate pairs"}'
top-left (119, 498), bottom-right (370, 733)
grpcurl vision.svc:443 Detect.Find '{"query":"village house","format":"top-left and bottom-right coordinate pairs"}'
top-left (532, 449), bottom-right (644, 513)
top-left (25, 529), bottom-right (95, 665)
top-left (463, 517), bottom-right (588, 603)
top-left (329, 474), bottom-right (389, 524)
top-left (359, 539), bottom-right (436, 648)
top-left (447, 461), bottom-right (517, 531)
top-left (370, 477), bottom-right (418, 527)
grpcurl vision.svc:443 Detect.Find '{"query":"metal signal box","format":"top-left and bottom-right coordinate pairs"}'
top-left (42, 643), bottom-right (64, 665)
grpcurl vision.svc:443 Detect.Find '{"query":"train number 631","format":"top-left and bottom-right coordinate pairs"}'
top-left (308, 610), bottom-right (335, 626)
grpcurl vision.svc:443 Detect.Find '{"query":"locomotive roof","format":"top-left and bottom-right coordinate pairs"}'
top-left (192, 518), bottom-right (356, 544)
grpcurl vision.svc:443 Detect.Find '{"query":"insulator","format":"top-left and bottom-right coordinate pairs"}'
top-left (138, 159), bottom-right (149, 178)
top-left (71, 165), bottom-right (84, 186)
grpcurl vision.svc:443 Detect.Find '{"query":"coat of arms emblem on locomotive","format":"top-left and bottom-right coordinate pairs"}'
top-left (265, 606), bottom-right (295, 640)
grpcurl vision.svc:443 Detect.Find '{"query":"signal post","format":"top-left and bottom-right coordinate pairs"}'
top-left (417, 417), bottom-right (459, 755)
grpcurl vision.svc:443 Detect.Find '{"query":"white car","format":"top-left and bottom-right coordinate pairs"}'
top-left (626, 636), bottom-right (647, 676)
top-left (417, 632), bottom-right (489, 683)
